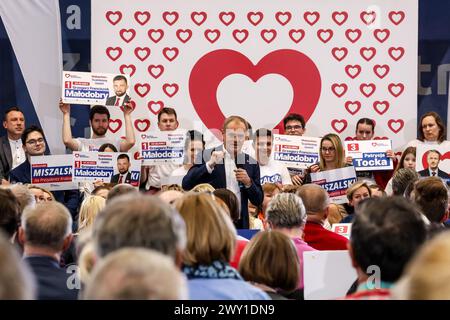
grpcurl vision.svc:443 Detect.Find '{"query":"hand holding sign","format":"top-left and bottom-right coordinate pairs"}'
top-left (59, 99), bottom-right (70, 114)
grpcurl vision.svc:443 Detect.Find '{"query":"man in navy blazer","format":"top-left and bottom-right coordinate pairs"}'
top-left (418, 149), bottom-right (450, 183)
top-left (183, 116), bottom-right (263, 229)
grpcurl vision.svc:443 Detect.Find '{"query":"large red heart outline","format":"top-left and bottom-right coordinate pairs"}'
top-left (189, 49), bottom-right (321, 137)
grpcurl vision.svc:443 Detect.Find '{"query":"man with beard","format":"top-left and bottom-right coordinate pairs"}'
top-left (105, 75), bottom-right (130, 107)
top-left (110, 154), bottom-right (132, 184)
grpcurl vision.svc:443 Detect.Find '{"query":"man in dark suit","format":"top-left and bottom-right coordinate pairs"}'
top-left (0, 106), bottom-right (25, 183)
top-left (182, 116), bottom-right (263, 229)
top-left (418, 149), bottom-right (449, 181)
top-left (19, 202), bottom-right (79, 300)
top-left (110, 153), bottom-right (132, 184)
top-left (105, 74), bottom-right (130, 106)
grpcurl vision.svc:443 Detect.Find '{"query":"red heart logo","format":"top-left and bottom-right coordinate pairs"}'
top-left (373, 64), bottom-right (390, 79)
top-left (219, 12), bottom-right (235, 26)
top-left (205, 29), bottom-right (221, 43)
top-left (345, 29), bottom-right (362, 43)
top-left (275, 12), bottom-right (292, 26)
top-left (331, 119), bottom-right (347, 133)
top-left (360, 11), bottom-right (377, 25)
top-left (247, 12), bottom-right (263, 26)
top-left (119, 64), bottom-right (136, 77)
top-left (304, 11), bottom-right (320, 26)
top-left (119, 29), bottom-right (136, 43)
top-left (388, 83), bottom-right (405, 97)
top-left (345, 136), bottom-right (356, 141)
top-left (332, 11), bottom-right (348, 26)
top-left (134, 47), bottom-right (151, 61)
top-left (189, 49), bottom-right (321, 134)
top-left (148, 65), bottom-right (164, 79)
top-left (134, 11), bottom-right (151, 25)
top-left (191, 11), bottom-right (207, 26)
top-left (345, 65), bottom-right (361, 79)
top-left (331, 47), bottom-right (348, 61)
top-left (108, 119), bottom-right (122, 133)
top-left (317, 29), bottom-right (333, 43)
top-left (345, 101), bottom-right (361, 115)
top-left (134, 119), bottom-right (151, 132)
top-left (373, 101), bottom-right (390, 115)
top-left (389, 11), bottom-right (405, 25)
top-left (148, 101), bottom-right (164, 115)
top-left (422, 151), bottom-right (450, 169)
top-left (106, 11), bottom-right (122, 25)
top-left (388, 47), bottom-right (405, 61)
top-left (176, 29), bottom-right (193, 43)
top-left (233, 30), bottom-right (249, 44)
top-left (163, 83), bottom-right (179, 97)
top-left (106, 47), bottom-right (122, 61)
top-left (360, 47), bottom-right (376, 61)
top-left (119, 100), bottom-right (136, 113)
top-left (374, 136), bottom-right (389, 140)
top-left (148, 29), bottom-right (164, 43)
top-left (261, 29), bottom-right (277, 43)
top-left (374, 29), bottom-right (390, 43)
top-left (289, 29), bottom-right (305, 43)
top-left (162, 47), bottom-right (179, 62)
top-left (360, 83), bottom-right (376, 97)
top-left (134, 83), bottom-right (151, 98)
top-left (162, 11), bottom-right (179, 26)
top-left (331, 83), bottom-right (348, 97)
top-left (388, 119), bottom-right (404, 134)
top-left (134, 151), bottom-right (141, 160)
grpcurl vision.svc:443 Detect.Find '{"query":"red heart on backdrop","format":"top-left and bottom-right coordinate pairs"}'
top-left (345, 64), bottom-right (361, 79)
top-left (373, 101), bottom-right (390, 115)
top-left (388, 47), bottom-right (405, 61)
top-left (191, 12), bottom-right (207, 26)
top-left (389, 11), bottom-right (405, 25)
top-left (119, 64), bottom-right (136, 77)
top-left (374, 136), bottom-right (389, 140)
top-left (106, 11), bottom-right (122, 25)
top-left (119, 29), bottom-right (136, 43)
top-left (247, 12), bottom-right (263, 26)
top-left (373, 64), bottom-right (390, 79)
top-left (176, 29), bottom-right (193, 43)
top-left (189, 49), bottom-right (321, 135)
top-left (134, 83), bottom-right (151, 98)
top-left (205, 29), bottom-right (221, 43)
top-left (134, 47), bottom-right (151, 61)
top-left (108, 119), bottom-right (122, 133)
top-left (388, 83), bottom-right (405, 97)
top-left (148, 101), bottom-right (164, 115)
top-left (275, 12), bottom-right (292, 26)
top-left (148, 65), bottom-right (164, 79)
top-left (331, 47), bottom-right (348, 61)
top-left (289, 29), bottom-right (305, 43)
top-left (219, 12), bottom-right (235, 26)
top-left (317, 29), bottom-right (333, 43)
top-left (388, 119), bottom-right (404, 133)
top-left (331, 83), bottom-right (348, 97)
top-left (162, 47), bottom-right (179, 62)
top-left (360, 83), bottom-right (376, 97)
top-left (360, 47), bottom-right (376, 61)
top-left (345, 101), bottom-right (361, 115)
top-left (345, 136), bottom-right (356, 141)
top-left (345, 29), bottom-right (362, 43)
top-left (233, 30), bottom-right (249, 43)
top-left (331, 119), bottom-right (347, 133)
top-left (119, 100), bottom-right (136, 112)
top-left (360, 11), bottom-right (376, 25)
top-left (261, 29), bottom-right (277, 43)
top-left (332, 11), bottom-right (348, 25)
top-left (374, 29), bottom-right (390, 43)
top-left (106, 47), bottom-right (122, 61)
top-left (134, 11), bottom-right (151, 25)
top-left (304, 11), bottom-right (320, 25)
top-left (422, 151), bottom-right (450, 169)
top-left (163, 83), bottom-right (179, 97)
top-left (134, 119), bottom-right (151, 132)
top-left (162, 11), bottom-right (179, 25)
top-left (148, 29), bottom-right (164, 43)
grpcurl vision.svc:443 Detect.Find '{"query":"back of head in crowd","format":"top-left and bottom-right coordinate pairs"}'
top-left (7, 184), bottom-right (35, 213)
top-left (78, 195), bottom-right (106, 234)
top-left (213, 188), bottom-right (240, 223)
top-left (350, 197), bottom-right (427, 284)
top-left (83, 248), bottom-right (187, 300)
top-left (392, 168), bottom-right (420, 196)
top-left (0, 188), bottom-right (21, 240)
top-left (265, 193), bottom-right (307, 230)
top-left (93, 194), bottom-right (186, 265)
top-left (106, 183), bottom-right (139, 203)
top-left (413, 177), bottom-right (449, 223)
top-left (297, 184), bottom-right (329, 216)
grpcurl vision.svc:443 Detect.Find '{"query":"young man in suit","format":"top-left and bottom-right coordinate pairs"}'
top-left (182, 116), bottom-right (263, 229)
top-left (105, 75), bottom-right (130, 106)
top-left (0, 107), bottom-right (26, 183)
top-left (110, 153), bottom-right (132, 184)
top-left (418, 149), bottom-right (450, 180)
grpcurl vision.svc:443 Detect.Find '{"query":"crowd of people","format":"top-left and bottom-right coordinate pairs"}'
top-left (0, 102), bottom-right (449, 300)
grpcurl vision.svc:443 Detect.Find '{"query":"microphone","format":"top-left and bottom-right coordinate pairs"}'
top-left (234, 156), bottom-right (244, 188)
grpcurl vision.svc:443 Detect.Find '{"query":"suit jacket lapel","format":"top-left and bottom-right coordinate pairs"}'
top-left (2, 136), bottom-right (13, 167)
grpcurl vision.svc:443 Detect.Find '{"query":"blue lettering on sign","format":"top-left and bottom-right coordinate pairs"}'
top-left (318, 178), bottom-right (357, 192)
top-left (273, 152), bottom-right (318, 163)
top-left (32, 166), bottom-right (72, 177)
top-left (353, 152), bottom-right (391, 168)
top-left (260, 174), bottom-right (282, 185)
top-left (65, 89), bottom-right (109, 99)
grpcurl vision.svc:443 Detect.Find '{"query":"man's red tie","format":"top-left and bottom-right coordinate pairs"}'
top-left (118, 175), bottom-right (123, 184)
top-left (115, 98), bottom-right (120, 106)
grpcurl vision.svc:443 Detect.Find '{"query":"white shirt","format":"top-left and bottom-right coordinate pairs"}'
top-left (9, 138), bottom-right (25, 169)
top-left (74, 137), bottom-right (122, 152)
top-left (406, 139), bottom-right (450, 149)
top-left (165, 166), bottom-right (189, 186)
top-left (145, 163), bottom-right (181, 189)
top-left (259, 159), bottom-right (291, 185)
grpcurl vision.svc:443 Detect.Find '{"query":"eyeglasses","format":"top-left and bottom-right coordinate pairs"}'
top-left (26, 138), bottom-right (45, 146)
top-left (285, 125), bottom-right (303, 130)
top-left (321, 147), bottom-right (336, 153)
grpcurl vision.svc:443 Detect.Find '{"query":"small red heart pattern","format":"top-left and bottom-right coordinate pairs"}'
top-left (100, 7), bottom-right (411, 139)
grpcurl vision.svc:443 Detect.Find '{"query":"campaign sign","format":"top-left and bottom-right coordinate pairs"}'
top-left (310, 166), bottom-right (357, 204)
top-left (140, 130), bottom-right (186, 165)
top-left (331, 223), bottom-right (352, 239)
top-left (272, 134), bottom-right (320, 169)
top-left (62, 71), bottom-right (131, 106)
top-left (31, 155), bottom-right (78, 191)
top-left (344, 140), bottom-right (393, 171)
top-left (416, 144), bottom-right (450, 182)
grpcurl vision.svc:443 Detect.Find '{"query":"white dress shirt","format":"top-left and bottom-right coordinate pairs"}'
top-left (9, 138), bottom-right (26, 169)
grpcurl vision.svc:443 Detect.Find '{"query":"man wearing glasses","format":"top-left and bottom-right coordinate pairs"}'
top-left (282, 113), bottom-right (307, 185)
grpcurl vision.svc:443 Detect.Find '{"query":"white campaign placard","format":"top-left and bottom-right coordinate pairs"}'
top-left (310, 166), bottom-right (357, 204)
top-left (344, 139), bottom-right (393, 171)
top-left (30, 155), bottom-right (78, 191)
top-left (92, 0), bottom-right (418, 151)
top-left (72, 152), bottom-right (141, 186)
top-left (331, 223), bottom-right (352, 239)
top-left (272, 134), bottom-right (320, 169)
top-left (139, 130), bottom-right (186, 165)
top-left (416, 144), bottom-right (450, 179)
top-left (303, 250), bottom-right (357, 300)
top-left (62, 71), bottom-right (131, 106)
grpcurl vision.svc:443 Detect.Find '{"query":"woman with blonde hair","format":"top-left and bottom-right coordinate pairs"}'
top-left (341, 181), bottom-right (372, 223)
top-left (191, 183), bottom-right (215, 193)
top-left (77, 195), bottom-right (106, 234)
top-left (175, 193), bottom-right (269, 300)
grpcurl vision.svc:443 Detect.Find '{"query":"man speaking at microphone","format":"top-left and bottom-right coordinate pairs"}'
top-left (182, 116), bottom-right (263, 229)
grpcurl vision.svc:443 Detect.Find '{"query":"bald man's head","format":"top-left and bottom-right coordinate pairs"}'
top-left (296, 184), bottom-right (330, 218)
